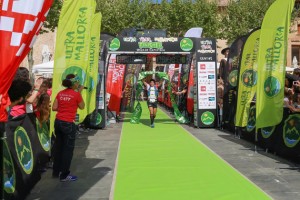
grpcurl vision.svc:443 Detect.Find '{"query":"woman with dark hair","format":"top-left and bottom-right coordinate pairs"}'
top-left (143, 78), bottom-right (159, 128)
top-left (13, 67), bottom-right (30, 82)
top-left (52, 74), bottom-right (85, 181)
top-left (36, 93), bottom-right (50, 125)
top-left (10, 68), bottom-right (43, 117)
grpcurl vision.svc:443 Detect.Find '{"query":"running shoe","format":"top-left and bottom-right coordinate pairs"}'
top-left (60, 175), bottom-right (78, 182)
top-left (150, 124), bottom-right (155, 128)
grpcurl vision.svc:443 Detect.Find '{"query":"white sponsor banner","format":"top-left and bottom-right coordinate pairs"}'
top-left (198, 62), bottom-right (217, 109)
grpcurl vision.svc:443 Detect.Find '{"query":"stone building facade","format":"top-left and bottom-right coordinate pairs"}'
top-left (288, 0), bottom-right (300, 67)
top-left (19, 30), bottom-right (56, 69)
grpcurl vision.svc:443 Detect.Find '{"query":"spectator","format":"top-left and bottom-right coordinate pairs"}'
top-left (293, 80), bottom-right (300, 93)
top-left (291, 93), bottom-right (300, 112)
top-left (38, 79), bottom-right (49, 95)
top-left (285, 78), bottom-right (292, 88)
top-left (174, 80), bottom-right (188, 113)
top-left (9, 68), bottom-right (42, 118)
top-left (217, 79), bottom-right (224, 108)
top-left (219, 47), bottom-right (230, 80)
top-left (35, 93), bottom-right (50, 126)
top-left (8, 80), bottom-right (32, 113)
top-left (284, 87), bottom-right (294, 111)
top-left (46, 78), bottom-right (53, 97)
top-left (52, 74), bottom-right (85, 182)
top-left (293, 68), bottom-right (300, 78)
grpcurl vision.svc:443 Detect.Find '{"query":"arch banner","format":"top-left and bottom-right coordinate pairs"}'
top-left (130, 71), bottom-right (189, 124)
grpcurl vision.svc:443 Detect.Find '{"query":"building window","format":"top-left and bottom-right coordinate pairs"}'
top-left (292, 45), bottom-right (300, 65)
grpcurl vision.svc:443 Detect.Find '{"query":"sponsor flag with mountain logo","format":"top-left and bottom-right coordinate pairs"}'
top-left (256, 0), bottom-right (295, 128)
top-left (235, 28), bottom-right (260, 127)
top-left (50, 0), bottom-right (101, 134)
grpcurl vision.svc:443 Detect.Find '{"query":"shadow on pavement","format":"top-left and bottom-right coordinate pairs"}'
top-left (217, 131), bottom-right (300, 172)
top-left (26, 130), bottom-right (113, 200)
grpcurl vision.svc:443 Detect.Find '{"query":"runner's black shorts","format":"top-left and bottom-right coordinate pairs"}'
top-left (147, 101), bottom-right (158, 108)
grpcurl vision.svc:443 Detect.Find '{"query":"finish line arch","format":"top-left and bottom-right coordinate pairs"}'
top-left (130, 71), bottom-right (189, 124)
top-left (106, 35), bottom-right (218, 128)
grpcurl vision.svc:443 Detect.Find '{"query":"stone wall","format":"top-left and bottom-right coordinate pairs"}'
top-left (20, 30), bottom-right (56, 69)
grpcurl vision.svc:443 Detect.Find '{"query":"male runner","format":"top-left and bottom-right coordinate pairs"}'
top-left (143, 79), bottom-right (159, 128)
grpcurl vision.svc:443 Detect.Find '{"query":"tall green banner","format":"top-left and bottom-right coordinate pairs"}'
top-left (256, 0), bottom-right (295, 129)
top-left (86, 12), bottom-right (102, 113)
top-left (50, 0), bottom-right (101, 133)
top-left (235, 29), bottom-right (260, 127)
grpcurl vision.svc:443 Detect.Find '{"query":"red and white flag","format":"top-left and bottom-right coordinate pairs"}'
top-left (0, 0), bottom-right (53, 121)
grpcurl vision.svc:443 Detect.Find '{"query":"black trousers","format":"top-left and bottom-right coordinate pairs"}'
top-left (52, 119), bottom-right (76, 179)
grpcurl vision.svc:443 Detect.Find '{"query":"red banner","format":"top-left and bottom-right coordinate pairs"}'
top-left (0, 0), bottom-right (53, 121)
top-left (187, 61), bottom-right (194, 115)
top-left (106, 54), bottom-right (125, 115)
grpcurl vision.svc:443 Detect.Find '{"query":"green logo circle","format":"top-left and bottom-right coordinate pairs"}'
top-left (242, 69), bottom-right (257, 87)
top-left (109, 38), bottom-right (121, 51)
top-left (201, 111), bottom-right (215, 125)
top-left (3, 139), bottom-right (16, 194)
top-left (62, 66), bottom-right (86, 84)
top-left (96, 113), bottom-right (102, 125)
top-left (246, 106), bottom-right (256, 132)
top-left (90, 113), bottom-right (102, 126)
top-left (229, 70), bottom-right (238, 87)
top-left (180, 38), bottom-right (193, 52)
top-left (36, 119), bottom-right (51, 152)
top-left (261, 126), bottom-right (275, 139)
top-left (283, 114), bottom-right (300, 148)
top-left (14, 127), bottom-right (34, 174)
top-left (264, 76), bottom-right (281, 98)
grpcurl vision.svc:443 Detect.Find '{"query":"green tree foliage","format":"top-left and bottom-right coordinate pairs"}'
top-left (41, 0), bottom-right (62, 33)
top-left (192, 0), bottom-right (220, 38)
top-left (42, 0), bottom-right (298, 41)
top-left (96, 0), bottom-right (220, 37)
top-left (221, 0), bottom-right (276, 43)
top-left (143, 0), bottom-right (171, 31)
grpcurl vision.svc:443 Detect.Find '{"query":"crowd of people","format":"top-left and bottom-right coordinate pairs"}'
top-left (284, 68), bottom-right (300, 113)
top-left (8, 67), bottom-right (52, 124)
top-left (2, 67), bottom-right (86, 182)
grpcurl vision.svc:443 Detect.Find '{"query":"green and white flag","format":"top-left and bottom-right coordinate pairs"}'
top-left (50, 0), bottom-right (101, 134)
top-left (256, 0), bottom-right (295, 129)
top-left (235, 29), bottom-right (260, 127)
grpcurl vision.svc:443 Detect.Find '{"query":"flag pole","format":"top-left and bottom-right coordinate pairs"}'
top-left (254, 129), bottom-right (258, 153)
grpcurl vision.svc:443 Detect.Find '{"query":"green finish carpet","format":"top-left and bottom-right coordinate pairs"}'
top-left (113, 103), bottom-right (271, 200)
